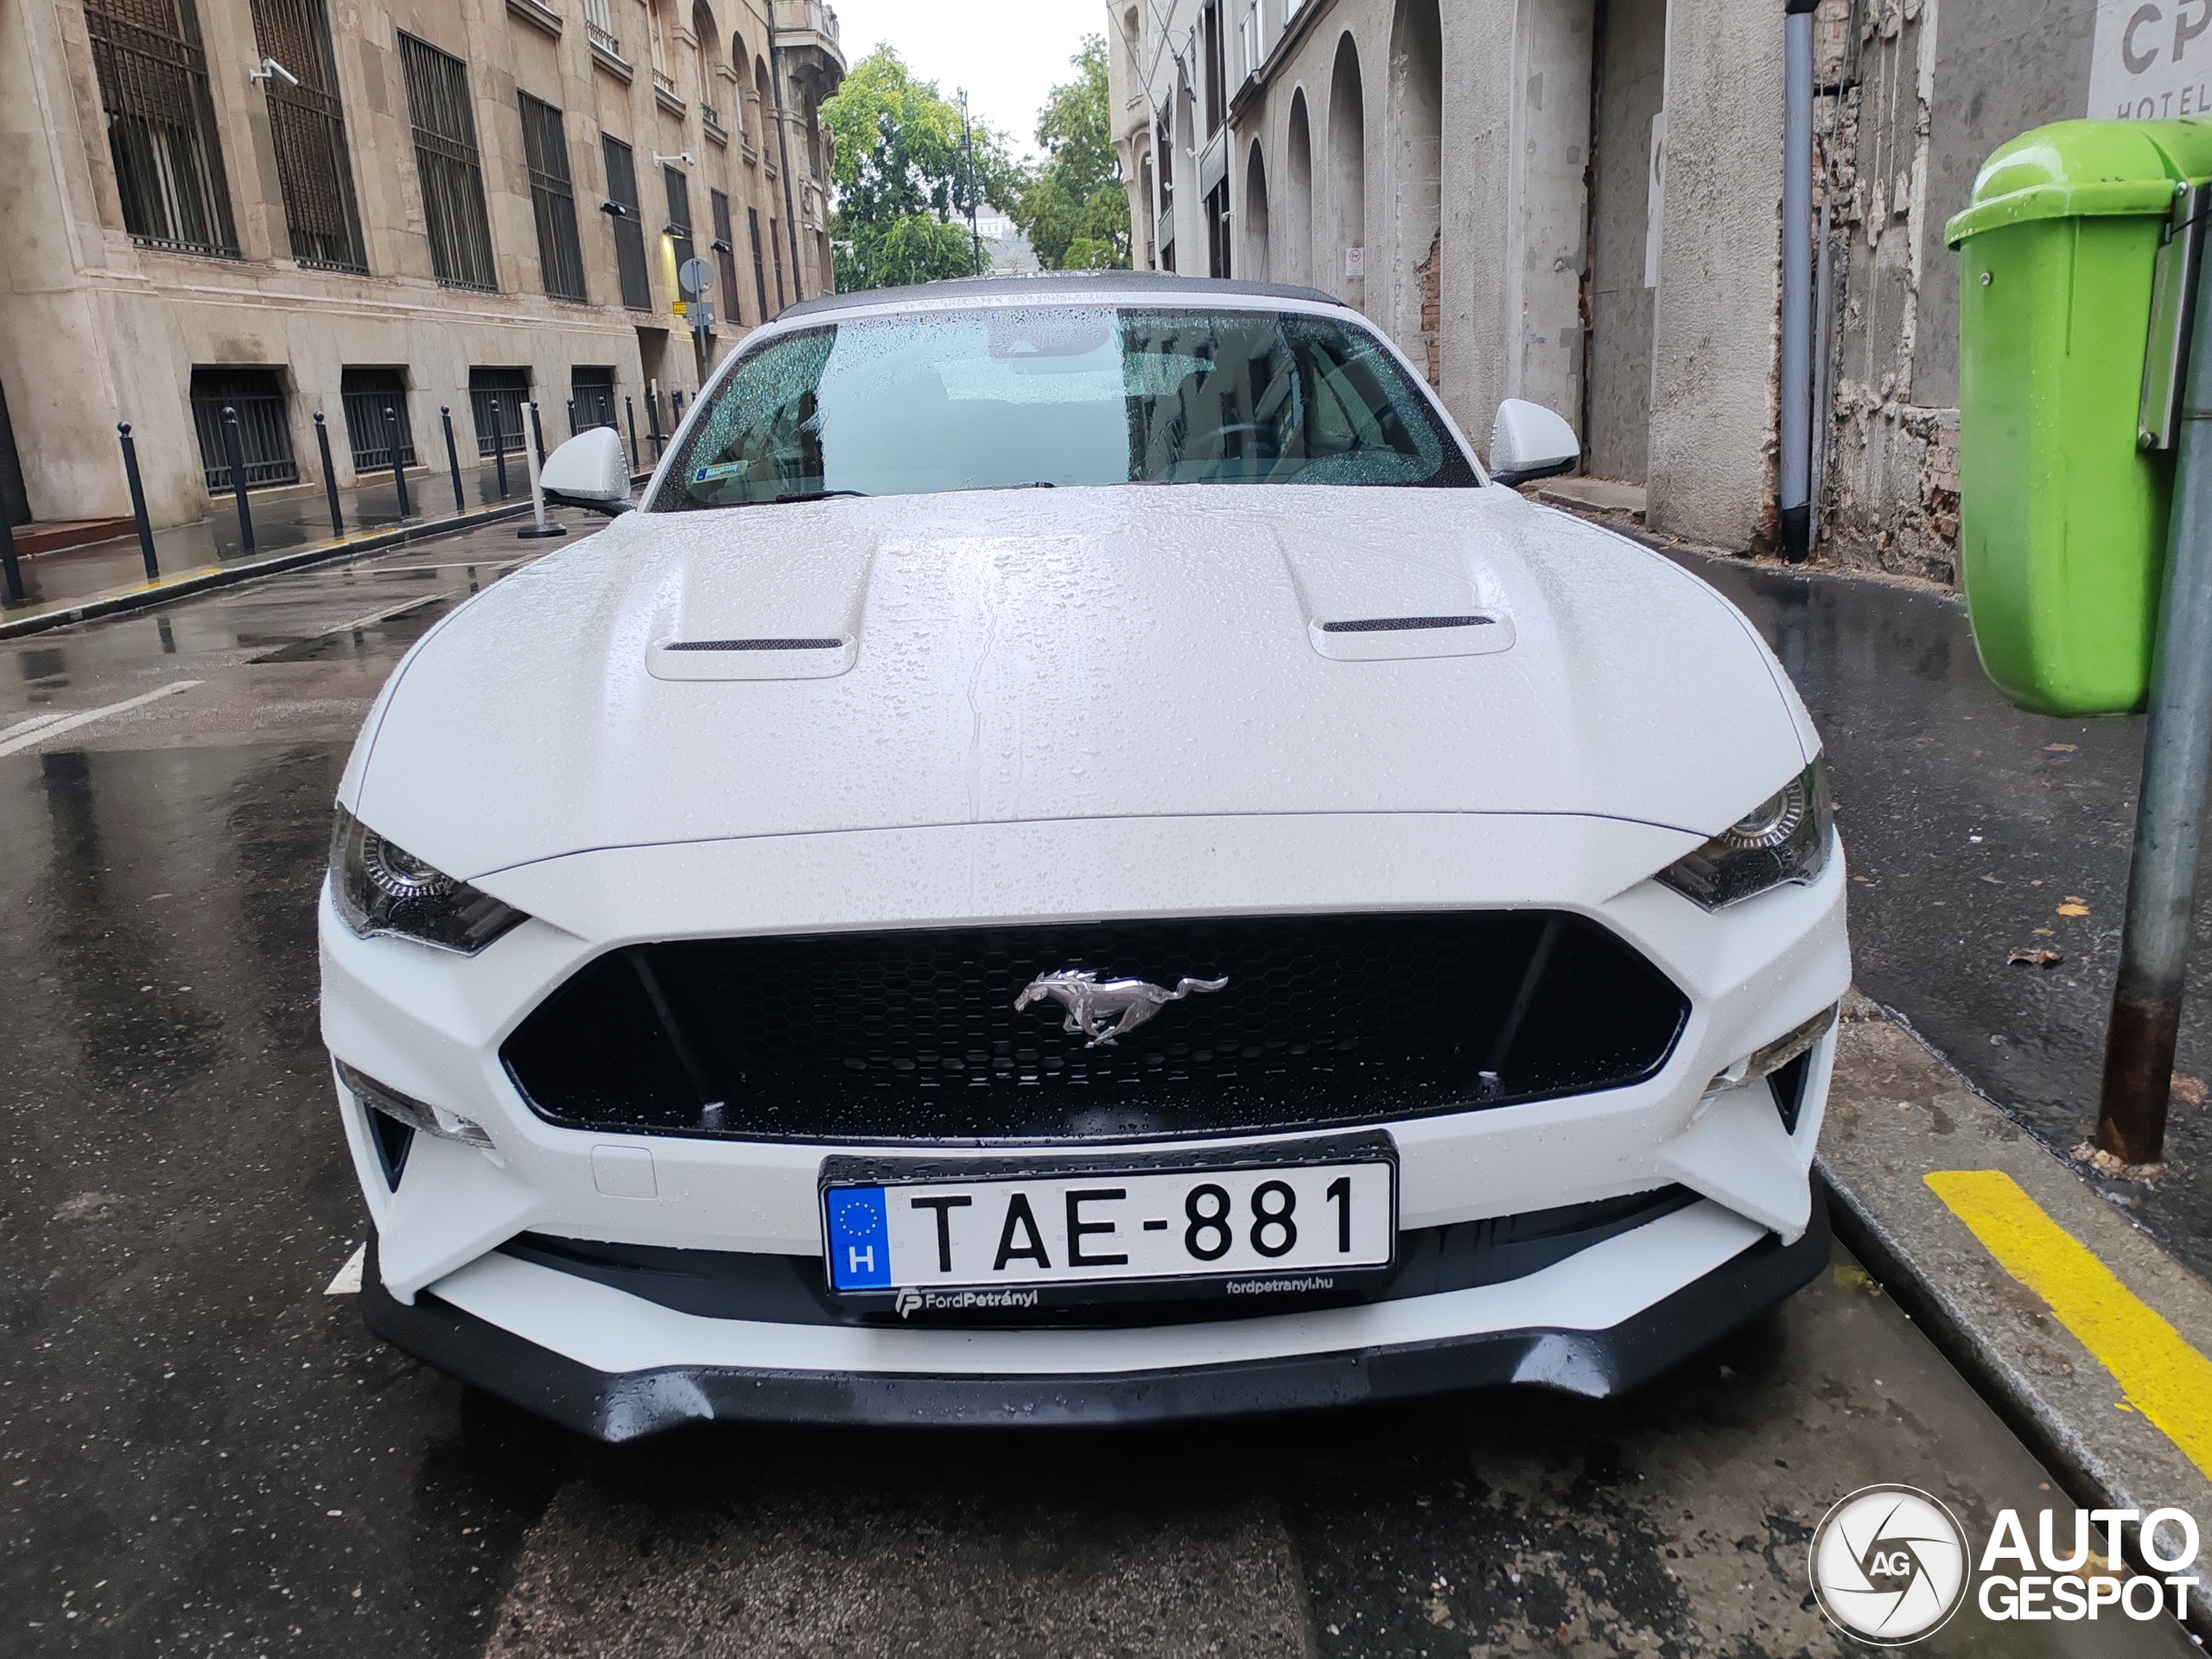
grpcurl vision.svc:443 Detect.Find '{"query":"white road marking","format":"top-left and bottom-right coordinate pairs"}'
top-left (324, 592), bottom-right (453, 635)
top-left (0, 681), bottom-right (200, 759)
top-left (325, 1243), bottom-right (365, 1296)
top-left (1, 711), bottom-right (64, 736)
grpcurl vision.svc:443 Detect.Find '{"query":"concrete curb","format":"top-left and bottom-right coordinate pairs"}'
top-left (0, 500), bottom-right (543, 641)
top-left (1817, 995), bottom-right (2212, 1635)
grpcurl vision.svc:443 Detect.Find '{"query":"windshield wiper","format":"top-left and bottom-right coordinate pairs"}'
top-left (771, 488), bottom-right (869, 505)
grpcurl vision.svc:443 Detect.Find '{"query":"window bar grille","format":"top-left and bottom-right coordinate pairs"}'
top-left (339, 371), bottom-right (415, 470)
top-left (602, 136), bottom-right (652, 310)
top-left (519, 93), bottom-right (588, 302)
top-left (189, 372), bottom-right (297, 491)
top-left (85, 0), bottom-right (240, 257)
top-left (710, 189), bottom-right (742, 327)
top-left (468, 372), bottom-right (530, 459)
top-left (398, 34), bottom-right (498, 291)
top-left (248, 0), bottom-right (366, 271)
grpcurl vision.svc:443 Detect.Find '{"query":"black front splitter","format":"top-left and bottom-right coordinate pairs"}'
top-left (360, 1193), bottom-right (1829, 1441)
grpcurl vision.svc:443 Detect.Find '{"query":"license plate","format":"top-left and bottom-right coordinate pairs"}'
top-left (820, 1139), bottom-right (1397, 1308)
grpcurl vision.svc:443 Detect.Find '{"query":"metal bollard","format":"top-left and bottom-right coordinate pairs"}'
top-left (385, 407), bottom-right (410, 520)
top-left (625, 395), bottom-right (640, 473)
top-left (313, 411), bottom-right (343, 534)
top-left (647, 391), bottom-right (664, 458)
top-left (442, 405), bottom-right (465, 512)
top-left (221, 406), bottom-right (256, 552)
top-left (118, 423), bottom-right (159, 582)
top-left (0, 511), bottom-right (21, 607)
top-left (671, 388), bottom-right (685, 426)
top-left (566, 398), bottom-right (577, 439)
top-left (491, 404), bottom-right (510, 499)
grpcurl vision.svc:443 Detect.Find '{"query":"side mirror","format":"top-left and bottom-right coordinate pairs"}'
top-left (1489, 399), bottom-right (1580, 486)
top-left (541, 426), bottom-right (633, 516)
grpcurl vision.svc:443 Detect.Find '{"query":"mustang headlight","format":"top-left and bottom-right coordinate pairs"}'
top-left (328, 804), bottom-right (528, 954)
top-left (1657, 759), bottom-right (1833, 911)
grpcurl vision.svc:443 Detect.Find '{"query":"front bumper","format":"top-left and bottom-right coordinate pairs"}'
top-left (364, 1189), bottom-right (1831, 1439)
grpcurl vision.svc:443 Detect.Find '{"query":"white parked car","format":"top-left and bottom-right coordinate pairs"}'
top-left (322, 272), bottom-right (1848, 1439)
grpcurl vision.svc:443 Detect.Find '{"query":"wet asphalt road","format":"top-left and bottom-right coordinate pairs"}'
top-left (0, 516), bottom-right (2203, 1656)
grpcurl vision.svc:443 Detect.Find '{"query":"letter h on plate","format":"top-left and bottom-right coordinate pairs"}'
top-left (826, 1186), bottom-right (893, 1288)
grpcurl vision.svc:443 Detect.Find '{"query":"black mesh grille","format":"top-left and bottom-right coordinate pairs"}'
top-left (500, 912), bottom-right (1689, 1145)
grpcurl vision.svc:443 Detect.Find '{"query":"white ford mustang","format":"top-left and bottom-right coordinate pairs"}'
top-left (322, 272), bottom-right (1848, 1439)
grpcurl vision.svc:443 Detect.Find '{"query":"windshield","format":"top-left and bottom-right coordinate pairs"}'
top-left (653, 305), bottom-right (1478, 510)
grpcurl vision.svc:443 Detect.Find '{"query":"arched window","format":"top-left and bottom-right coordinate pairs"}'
top-left (732, 32), bottom-right (750, 140)
top-left (1243, 141), bottom-right (1270, 281)
top-left (691, 2), bottom-right (719, 120)
top-left (1285, 88), bottom-right (1313, 287)
top-left (1389, 0), bottom-right (1441, 384)
top-left (1327, 34), bottom-right (1364, 307)
top-left (645, 0), bottom-right (670, 80)
top-left (755, 56), bottom-right (775, 161)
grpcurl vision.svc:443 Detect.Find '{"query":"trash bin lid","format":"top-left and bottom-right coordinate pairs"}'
top-left (1945, 118), bottom-right (2212, 247)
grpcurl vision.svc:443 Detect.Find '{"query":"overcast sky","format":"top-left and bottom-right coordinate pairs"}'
top-left (826, 0), bottom-right (1106, 162)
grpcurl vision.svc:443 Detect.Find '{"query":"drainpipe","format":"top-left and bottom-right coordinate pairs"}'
top-left (1777, 0), bottom-right (1817, 563)
top-left (764, 2), bottom-right (806, 302)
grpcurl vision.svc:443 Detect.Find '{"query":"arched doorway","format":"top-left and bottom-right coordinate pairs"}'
top-left (1327, 35), bottom-right (1365, 311)
top-left (1243, 141), bottom-right (1271, 281)
top-left (1286, 89), bottom-right (1313, 287)
top-left (1389, 0), bottom-right (1441, 386)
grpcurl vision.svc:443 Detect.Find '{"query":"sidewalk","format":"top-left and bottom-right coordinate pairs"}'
top-left (0, 456), bottom-right (648, 639)
top-left (1824, 998), bottom-right (2212, 1632)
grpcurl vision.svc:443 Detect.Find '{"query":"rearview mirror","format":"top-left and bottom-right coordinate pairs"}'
top-left (1489, 399), bottom-right (1580, 487)
top-left (541, 427), bottom-right (633, 516)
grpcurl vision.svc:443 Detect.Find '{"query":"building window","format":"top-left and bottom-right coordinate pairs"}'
top-left (397, 33), bottom-right (498, 291)
top-left (602, 136), bottom-right (652, 310)
top-left (518, 92), bottom-right (588, 302)
top-left (189, 368), bottom-right (297, 492)
top-left (570, 366), bottom-right (616, 434)
top-left (583, 0), bottom-right (620, 57)
top-left (693, 3), bottom-right (721, 128)
top-left (85, 0), bottom-right (239, 257)
top-left (747, 205), bottom-right (769, 322)
top-left (468, 367), bottom-right (530, 457)
top-left (663, 165), bottom-right (695, 293)
top-left (248, 0), bottom-right (365, 271)
top-left (709, 189), bottom-right (741, 327)
top-left (339, 367), bottom-right (416, 470)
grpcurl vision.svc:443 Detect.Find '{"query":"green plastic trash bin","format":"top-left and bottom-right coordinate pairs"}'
top-left (1947, 118), bottom-right (2212, 716)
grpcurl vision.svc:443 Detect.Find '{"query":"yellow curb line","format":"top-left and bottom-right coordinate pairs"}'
top-left (1925, 1170), bottom-right (2212, 1482)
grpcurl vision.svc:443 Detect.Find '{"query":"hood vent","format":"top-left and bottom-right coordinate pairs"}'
top-left (665, 637), bottom-right (846, 652)
top-left (1321, 614), bottom-right (1496, 634)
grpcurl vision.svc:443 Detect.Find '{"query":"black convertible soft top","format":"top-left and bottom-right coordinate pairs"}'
top-left (774, 269), bottom-right (1347, 322)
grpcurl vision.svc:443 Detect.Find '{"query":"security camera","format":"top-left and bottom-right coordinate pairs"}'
top-left (249, 56), bottom-right (301, 87)
top-left (652, 151), bottom-right (697, 168)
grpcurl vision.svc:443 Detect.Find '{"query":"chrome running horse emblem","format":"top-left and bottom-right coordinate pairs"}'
top-left (1014, 969), bottom-right (1230, 1048)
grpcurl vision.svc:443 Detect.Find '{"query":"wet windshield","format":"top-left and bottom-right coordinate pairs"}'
top-left (652, 305), bottom-right (1478, 510)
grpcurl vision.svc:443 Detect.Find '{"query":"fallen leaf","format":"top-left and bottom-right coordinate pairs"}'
top-left (2172, 1073), bottom-right (2208, 1108)
top-left (2033, 927), bottom-right (2055, 937)
top-left (2045, 743), bottom-right (2078, 753)
top-left (2008, 947), bottom-right (2063, 968)
top-left (2057, 903), bottom-right (2090, 917)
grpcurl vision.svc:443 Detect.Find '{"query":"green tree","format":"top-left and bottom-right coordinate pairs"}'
top-left (821, 48), bottom-right (1022, 289)
top-left (1013, 36), bottom-right (1130, 270)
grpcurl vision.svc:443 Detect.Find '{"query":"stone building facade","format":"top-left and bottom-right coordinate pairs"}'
top-left (0, 0), bottom-right (843, 533)
top-left (1109, 0), bottom-right (2162, 584)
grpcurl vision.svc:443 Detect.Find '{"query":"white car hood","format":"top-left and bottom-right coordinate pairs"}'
top-left (348, 485), bottom-right (1812, 881)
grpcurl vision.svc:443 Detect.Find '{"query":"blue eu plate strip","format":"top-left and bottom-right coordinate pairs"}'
top-left (824, 1186), bottom-right (891, 1288)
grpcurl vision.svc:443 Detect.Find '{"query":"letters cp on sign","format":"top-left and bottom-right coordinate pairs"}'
top-left (2091, 0), bottom-right (2212, 120)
